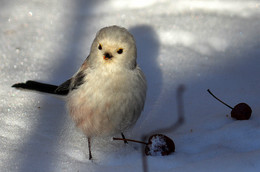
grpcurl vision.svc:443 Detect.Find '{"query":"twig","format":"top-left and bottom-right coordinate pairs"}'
top-left (113, 137), bottom-right (148, 145)
top-left (207, 89), bottom-right (233, 109)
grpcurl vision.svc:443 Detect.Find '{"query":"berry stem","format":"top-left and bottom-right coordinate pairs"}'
top-left (113, 137), bottom-right (148, 145)
top-left (207, 89), bottom-right (234, 109)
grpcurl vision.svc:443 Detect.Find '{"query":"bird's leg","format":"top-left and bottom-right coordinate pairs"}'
top-left (121, 132), bottom-right (128, 144)
top-left (88, 137), bottom-right (92, 160)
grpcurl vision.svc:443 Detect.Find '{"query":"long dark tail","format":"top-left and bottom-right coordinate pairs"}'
top-left (12, 80), bottom-right (69, 95)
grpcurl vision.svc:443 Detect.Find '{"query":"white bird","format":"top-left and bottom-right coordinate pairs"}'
top-left (12, 25), bottom-right (147, 160)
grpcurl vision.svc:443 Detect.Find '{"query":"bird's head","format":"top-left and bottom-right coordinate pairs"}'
top-left (89, 26), bottom-right (137, 70)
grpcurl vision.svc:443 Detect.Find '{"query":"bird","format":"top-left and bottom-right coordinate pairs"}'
top-left (12, 25), bottom-right (147, 160)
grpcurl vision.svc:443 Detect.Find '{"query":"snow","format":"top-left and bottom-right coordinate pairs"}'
top-left (1, 0), bottom-right (260, 171)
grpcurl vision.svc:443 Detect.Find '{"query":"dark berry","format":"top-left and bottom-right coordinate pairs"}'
top-left (231, 103), bottom-right (252, 120)
top-left (145, 134), bottom-right (175, 156)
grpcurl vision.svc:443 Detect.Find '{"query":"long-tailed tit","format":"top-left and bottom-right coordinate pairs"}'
top-left (12, 25), bottom-right (147, 160)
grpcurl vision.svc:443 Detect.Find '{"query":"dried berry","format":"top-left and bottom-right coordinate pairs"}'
top-left (231, 103), bottom-right (252, 120)
top-left (145, 134), bottom-right (175, 156)
top-left (207, 89), bottom-right (252, 120)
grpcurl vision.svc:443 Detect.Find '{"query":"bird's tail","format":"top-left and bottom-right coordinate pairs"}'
top-left (12, 80), bottom-right (69, 95)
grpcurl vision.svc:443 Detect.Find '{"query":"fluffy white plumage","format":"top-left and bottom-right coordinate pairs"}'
top-left (67, 26), bottom-right (147, 137)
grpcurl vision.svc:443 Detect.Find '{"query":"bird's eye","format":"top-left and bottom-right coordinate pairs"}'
top-left (98, 44), bottom-right (102, 50)
top-left (117, 48), bottom-right (123, 54)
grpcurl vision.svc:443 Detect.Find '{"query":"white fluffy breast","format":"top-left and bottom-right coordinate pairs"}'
top-left (67, 65), bottom-right (146, 137)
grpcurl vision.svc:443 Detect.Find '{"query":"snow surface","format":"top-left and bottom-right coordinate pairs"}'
top-left (1, 0), bottom-right (260, 171)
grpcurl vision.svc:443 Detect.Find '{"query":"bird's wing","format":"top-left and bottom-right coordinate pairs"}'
top-left (55, 56), bottom-right (89, 93)
top-left (70, 70), bottom-right (85, 90)
top-left (55, 79), bottom-right (71, 95)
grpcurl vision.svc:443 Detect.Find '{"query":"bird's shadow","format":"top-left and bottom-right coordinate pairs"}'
top-left (129, 25), bottom-right (162, 137)
top-left (129, 26), bottom-right (186, 172)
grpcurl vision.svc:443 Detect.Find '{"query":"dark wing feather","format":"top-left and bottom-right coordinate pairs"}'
top-left (55, 70), bottom-right (86, 94)
top-left (55, 79), bottom-right (71, 95)
top-left (71, 71), bottom-right (85, 90)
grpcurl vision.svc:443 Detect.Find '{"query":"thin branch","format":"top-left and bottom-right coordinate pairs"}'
top-left (207, 89), bottom-right (233, 109)
top-left (113, 137), bottom-right (148, 145)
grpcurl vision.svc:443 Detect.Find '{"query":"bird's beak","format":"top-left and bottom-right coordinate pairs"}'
top-left (104, 52), bottom-right (113, 60)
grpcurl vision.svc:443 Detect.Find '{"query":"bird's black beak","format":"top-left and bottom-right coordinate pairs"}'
top-left (104, 52), bottom-right (113, 60)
